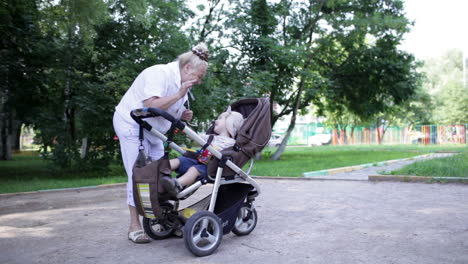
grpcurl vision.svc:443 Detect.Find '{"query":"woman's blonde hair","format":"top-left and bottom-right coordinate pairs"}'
top-left (178, 42), bottom-right (209, 70)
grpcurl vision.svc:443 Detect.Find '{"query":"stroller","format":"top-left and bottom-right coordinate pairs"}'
top-left (130, 98), bottom-right (271, 256)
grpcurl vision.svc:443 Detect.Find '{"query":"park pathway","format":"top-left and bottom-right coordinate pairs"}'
top-left (1, 177), bottom-right (468, 264)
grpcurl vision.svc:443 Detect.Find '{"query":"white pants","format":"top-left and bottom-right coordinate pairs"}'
top-left (113, 112), bottom-right (164, 206)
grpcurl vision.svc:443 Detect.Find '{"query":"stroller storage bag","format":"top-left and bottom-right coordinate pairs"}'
top-left (132, 150), bottom-right (172, 218)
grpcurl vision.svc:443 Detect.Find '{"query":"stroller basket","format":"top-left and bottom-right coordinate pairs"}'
top-left (214, 183), bottom-right (253, 234)
top-left (178, 193), bottom-right (211, 218)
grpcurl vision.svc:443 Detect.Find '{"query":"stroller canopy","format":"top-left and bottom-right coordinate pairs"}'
top-left (207, 97), bottom-right (272, 176)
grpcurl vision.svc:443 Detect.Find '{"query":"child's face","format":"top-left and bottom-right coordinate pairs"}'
top-left (214, 112), bottom-right (228, 135)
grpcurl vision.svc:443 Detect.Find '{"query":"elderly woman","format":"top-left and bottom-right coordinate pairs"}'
top-left (113, 43), bottom-right (209, 243)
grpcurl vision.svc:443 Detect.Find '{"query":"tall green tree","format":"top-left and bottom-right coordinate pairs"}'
top-left (29, 0), bottom-right (109, 169)
top-left (220, 0), bottom-right (418, 158)
top-left (0, 0), bottom-right (44, 160)
top-left (84, 0), bottom-right (193, 166)
top-left (317, 35), bottom-right (422, 144)
top-left (29, 0), bottom-right (193, 170)
top-left (184, 0), bottom-right (253, 129)
top-left (423, 49), bottom-right (468, 124)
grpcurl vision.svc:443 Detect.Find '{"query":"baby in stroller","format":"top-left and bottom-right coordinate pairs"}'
top-left (161, 107), bottom-right (245, 198)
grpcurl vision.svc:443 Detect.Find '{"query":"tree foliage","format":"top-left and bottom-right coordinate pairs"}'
top-left (423, 49), bottom-right (468, 124)
top-left (215, 0), bottom-right (420, 157)
top-left (0, 0), bottom-right (44, 160)
top-left (1, 0), bottom-right (426, 167)
top-left (1, 0), bottom-right (194, 169)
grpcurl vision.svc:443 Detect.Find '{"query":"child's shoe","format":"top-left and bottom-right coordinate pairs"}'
top-left (161, 177), bottom-right (182, 198)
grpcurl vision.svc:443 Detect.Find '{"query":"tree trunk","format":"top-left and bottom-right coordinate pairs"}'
top-left (380, 121), bottom-right (389, 145)
top-left (341, 125), bottom-right (348, 145)
top-left (80, 137), bottom-right (88, 159)
top-left (270, 110), bottom-right (296, 160)
top-left (350, 126), bottom-right (355, 145)
top-left (0, 86), bottom-right (12, 160)
top-left (0, 112), bottom-right (12, 160)
top-left (334, 126), bottom-right (341, 145)
top-left (376, 119), bottom-right (383, 144)
top-left (271, 79), bottom-right (306, 160)
top-left (12, 119), bottom-right (22, 151)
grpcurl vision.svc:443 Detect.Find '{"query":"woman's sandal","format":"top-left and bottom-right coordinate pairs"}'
top-left (128, 230), bottom-right (151, 244)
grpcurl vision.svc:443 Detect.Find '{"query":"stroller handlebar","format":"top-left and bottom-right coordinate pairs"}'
top-left (130, 108), bottom-right (186, 131)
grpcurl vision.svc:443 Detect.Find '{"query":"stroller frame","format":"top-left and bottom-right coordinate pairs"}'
top-left (131, 107), bottom-right (262, 204)
top-left (130, 99), bottom-right (269, 256)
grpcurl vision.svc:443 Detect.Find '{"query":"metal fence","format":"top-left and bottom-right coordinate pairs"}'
top-left (330, 124), bottom-right (467, 145)
top-left (274, 123), bottom-right (468, 145)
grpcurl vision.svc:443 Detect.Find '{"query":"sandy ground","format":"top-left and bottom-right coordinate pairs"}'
top-left (1, 177), bottom-right (468, 264)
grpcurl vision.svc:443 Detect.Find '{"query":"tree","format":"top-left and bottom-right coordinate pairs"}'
top-left (1, 0), bottom-right (423, 167)
top-left (27, 0), bottom-right (109, 169)
top-left (184, 0), bottom-right (255, 130)
top-left (220, 0), bottom-right (418, 158)
top-left (320, 35), bottom-right (423, 144)
top-left (424, 49), bottom-right (468, 124)
top-left (320, 103), bottom-right (362, 145)
top-left (0, 0), bottom-right (44, 160)
top-left (15, 0), bottom-right (194, 170)
top-left (82, 0), bottom-right (193, 167)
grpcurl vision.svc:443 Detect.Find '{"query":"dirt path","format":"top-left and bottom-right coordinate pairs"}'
top-left (1, 179), bottom-right (467, 264)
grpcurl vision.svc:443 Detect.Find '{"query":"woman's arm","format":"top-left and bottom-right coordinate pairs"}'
top-left (143, 79), bottom-right (197, 110)
top-left (143, 94), bottom-right (182, 110)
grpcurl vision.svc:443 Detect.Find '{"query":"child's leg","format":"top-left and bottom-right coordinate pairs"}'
top-left (161, 158), bottom-right (203, 197)
top-left (177, 167), bottom-right (201, 187)
top-left (169, 158), bottom-right (180, 170)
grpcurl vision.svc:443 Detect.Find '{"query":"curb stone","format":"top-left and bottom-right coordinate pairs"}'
top-left (368, 175), bottom-right (468, 184)
top-left (250, 176), bottom-right (364, 181)
top-left (302, 153), bottom-right (435, 177)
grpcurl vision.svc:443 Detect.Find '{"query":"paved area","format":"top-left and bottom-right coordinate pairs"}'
top-left (305, 153), bottom-right (457, 181)
top-left (1, 177), bottom-right (468, 264)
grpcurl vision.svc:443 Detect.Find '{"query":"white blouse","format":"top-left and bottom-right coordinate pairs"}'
top-left (115, 61), bottom-right (187, 144)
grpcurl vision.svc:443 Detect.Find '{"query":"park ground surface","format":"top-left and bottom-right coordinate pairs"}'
top-left (1, 156), bottom-right (468, 264)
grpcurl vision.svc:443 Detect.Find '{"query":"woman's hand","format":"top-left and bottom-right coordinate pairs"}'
top-left (179, 79), bottom-right (197, 98)
top-left (143, 79), bottom-right (198, 110)
top-left (181, 109), bottom-right (193, 121)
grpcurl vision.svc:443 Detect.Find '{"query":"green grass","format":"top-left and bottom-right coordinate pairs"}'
top-left (250, 147), bottom-right (423, 177)
top-left (1, 144), bottom-right (467, 194)
top-left (389, 152), bottom-right (468, 177)
top-left (0, 152), bottom-right (126, 194)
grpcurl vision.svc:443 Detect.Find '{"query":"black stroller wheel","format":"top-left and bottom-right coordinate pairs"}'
top-left (143, 217), bottom-right (174, 240)
top-left (183, 211), bottom-right (223, 257)
top-left (232, 204), bottom-right (257, 236)
top-left (142, 202), bottom-right (176, 240)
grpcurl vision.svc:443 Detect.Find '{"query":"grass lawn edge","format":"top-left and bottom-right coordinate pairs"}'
top-left (301, 153), bottom-right (435, 177)
top-left (0, 182), bottom-right (126, 198)
top-left (368, 175), bottom-right (468, 184)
